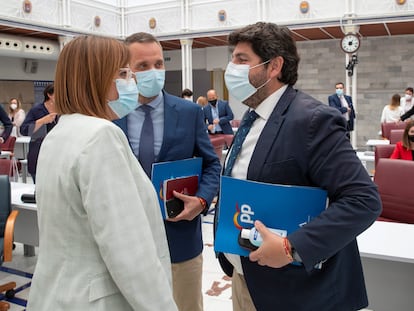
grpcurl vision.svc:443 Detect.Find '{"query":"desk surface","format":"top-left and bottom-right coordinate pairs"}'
top-left (11, 182), bottom-right (36, 211)
top-left (357, 221), bottom-right (414, 264)
top-left (0, 150), bottom-right (12, 158)
top-left (366, 139), bottom-right (390, 146)
top-left (15, 136), bottom-right (31, 144)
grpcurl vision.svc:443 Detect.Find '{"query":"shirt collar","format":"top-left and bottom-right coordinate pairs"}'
top-left (138, 92), bottom-right (163, 110)
top-left (254, 85), bottom-right (288, 121)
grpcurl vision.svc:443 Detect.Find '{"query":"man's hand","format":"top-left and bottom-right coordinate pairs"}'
top-left (249, 221), bottom-right (292, 268)
top-left (166, 190), bottom-right (204, 222)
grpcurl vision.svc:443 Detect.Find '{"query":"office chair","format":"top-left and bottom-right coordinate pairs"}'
top-left (0, 175), bottom-right (20, 310)
top-left (0, 160), bottom-right (12, 177)
top-left (380, 122), bottom-right (406, 140)
top-left (374, 144), bottom-right (395, 168)
top-left (374, 159), bottom-right (414, 223)
top-left (0, 137), bottom-right (16, 154)
top-left (389, 129), bottom-right (404, 144)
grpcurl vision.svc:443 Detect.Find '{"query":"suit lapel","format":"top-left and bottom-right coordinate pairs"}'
top-left (157, 92), bottom-right (179, 161)
top-left (248, 86), bottom-right (297, 181)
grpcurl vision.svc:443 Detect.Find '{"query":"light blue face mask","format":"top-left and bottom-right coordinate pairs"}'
top-left (336, 88), bottom-right (344, 96)
top-left (108, 78), bottom-right (139, 119)
top-left (224, 60), bottom-right (270, 102)
top-left (135, 69), bottom-right (165, 98)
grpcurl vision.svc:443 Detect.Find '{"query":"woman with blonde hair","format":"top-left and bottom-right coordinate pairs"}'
top-left (27, 36), bottom-right (177, 311)
top-left (380, 93), bottom-right (403, 123)
top-left (7, 97), bottom-right (26, 136)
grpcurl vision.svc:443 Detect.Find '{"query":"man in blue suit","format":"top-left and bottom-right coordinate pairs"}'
top-left (328, 82), bottom-right (356, 136)
top-left (204, 89), bottom-right (234, 135)
top-left (216, 22), bottom-right (381, 311)
top-left (113, 32), bottom-right (220, 311)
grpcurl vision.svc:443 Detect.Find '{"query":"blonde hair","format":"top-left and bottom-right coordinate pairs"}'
top-left (389, 93), bottom-right (401, 110)
top-left (196, 96), bottom-right (208, 107)
top-left (55, 36), bottom-right (129, 119)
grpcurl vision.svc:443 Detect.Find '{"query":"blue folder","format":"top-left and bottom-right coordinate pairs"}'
top-left (151, 157), bottom-right (202, 219)
top-left (215, 176), bottom-right (328, 256)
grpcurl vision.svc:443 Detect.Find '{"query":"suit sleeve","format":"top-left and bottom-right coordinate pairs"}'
top-left (288, 105), bottom-right (381, 272)
top-left (219, 101), bottom-right (234, 125)
top-left (193, 107), bottom-right (221, 205)
top-left (400, 105), bottom-right (414, 121)
top-left (0, 106), bottom-right (12, 141)
top-left (328, 95), bottom-right (347, 114)
top-left (78, 126), bottom-right (177, 311)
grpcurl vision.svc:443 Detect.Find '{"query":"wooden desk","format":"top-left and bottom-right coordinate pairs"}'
top-left (357, 221), bottom-right (414, 311)
top-left (10, 182), bottom-right (38, 255)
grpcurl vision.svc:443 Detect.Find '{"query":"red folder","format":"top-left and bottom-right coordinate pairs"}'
top-left (163, 175), bottom-right (199, 218)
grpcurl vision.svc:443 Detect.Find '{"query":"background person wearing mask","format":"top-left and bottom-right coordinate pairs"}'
top-left (328, 82), bottom-right (356, 137)
top-left (113, 32), bottom-right (221, 311)
top-left (215, 22), bottom-right (381, 311)
top-left (400, 86), bottom-right (414, 116)
top-left (7, 98), bottom-right (26, 137)
top-left (204, 89), bottom-right (234, 135)
top-left (20, 84), bottom-right (58, 183)
top-left (27, 35), bottom-right (178, 311)
top-left (390, 119), bottom-right (414, 160)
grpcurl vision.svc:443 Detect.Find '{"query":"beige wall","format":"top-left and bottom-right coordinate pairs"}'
top-left (0, 80), bottom-right (35, 112)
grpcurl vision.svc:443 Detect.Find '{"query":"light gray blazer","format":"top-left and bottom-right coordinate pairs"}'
top-left (27, 114), bottom-right (177, 311)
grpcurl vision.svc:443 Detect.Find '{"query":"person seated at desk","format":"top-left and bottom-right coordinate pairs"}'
top-left (20, 84), bottom-right (57, 183)
top-left (380, 93), bottom-right (403, 123)
top-left (390, 120), bottom-right (414, 161)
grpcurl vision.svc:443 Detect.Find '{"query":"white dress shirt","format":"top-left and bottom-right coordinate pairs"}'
top-left (224, 85), bottom-right (288, 274)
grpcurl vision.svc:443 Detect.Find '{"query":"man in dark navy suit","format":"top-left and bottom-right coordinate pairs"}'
top-left (328, 82), bottom-right (356, 137)
top-left (114, 32), bottom-right (220, 311)
top-left (215, 22), bottom-right (381, 311)
top-left (204, 89), bottom-right (234, 135)
top-left (0, 105), bottom-right (12, 145)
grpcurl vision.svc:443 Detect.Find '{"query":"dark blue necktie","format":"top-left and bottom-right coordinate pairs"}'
top-left (139, 105), bottom-right (154, 177)
top-left (223, 110), bottom-right (259, 176)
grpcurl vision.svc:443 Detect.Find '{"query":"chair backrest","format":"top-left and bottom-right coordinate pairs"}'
top-left (0, 160), bottom-right (12, 177)
top-left (209, 136), bottom-right (226, 162)
top-left (374, 144), bottom-right (396, 168)
top-left (381, 122), bottom-right (406, 140)
top-left (374, 158), bottom-right (414, 223)
top-left (389, 129), bottom-right (405, 144)
top-left (0, 136), bottom-right (16, 153)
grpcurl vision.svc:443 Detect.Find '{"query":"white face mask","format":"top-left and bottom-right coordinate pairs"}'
top-left (405, 94), bottom-right (412, 101)
top-left (10, 103), bottom-right (17, 110)
top-left (224, 60), bottom-right (271, 102)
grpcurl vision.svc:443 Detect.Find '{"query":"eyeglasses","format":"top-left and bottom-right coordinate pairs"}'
top-left (118, 68), bottom-right (135, 81)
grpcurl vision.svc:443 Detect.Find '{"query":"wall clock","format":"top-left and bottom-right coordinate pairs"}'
top-left (340, 33), bottom-right (360, 54)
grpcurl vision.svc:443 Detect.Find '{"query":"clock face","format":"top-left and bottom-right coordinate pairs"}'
top-left (341, 34), bottom-right (360, 53)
